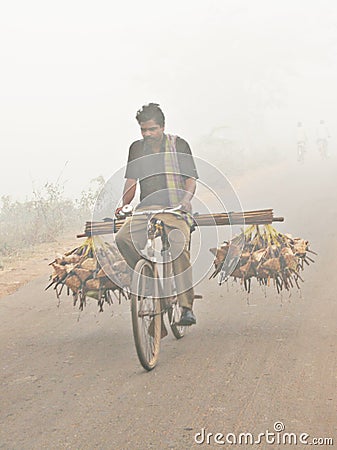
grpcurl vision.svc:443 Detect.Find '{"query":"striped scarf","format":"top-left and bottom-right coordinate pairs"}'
top-left (164, 134), bottom-right (194, 227)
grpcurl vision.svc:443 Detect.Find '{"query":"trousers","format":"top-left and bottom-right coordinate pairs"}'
top-left (115, 209), bottom-right (194, 309)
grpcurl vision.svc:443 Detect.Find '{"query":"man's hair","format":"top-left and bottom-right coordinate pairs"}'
top-left (136, 103), bottom-right (165, 127)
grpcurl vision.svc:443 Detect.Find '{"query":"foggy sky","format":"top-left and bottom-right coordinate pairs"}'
top-left (1, 0), bottom-right (337, 200)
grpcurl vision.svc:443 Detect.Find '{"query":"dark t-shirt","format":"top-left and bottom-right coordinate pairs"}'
top-left (124, 135), bottom-right (198, 206)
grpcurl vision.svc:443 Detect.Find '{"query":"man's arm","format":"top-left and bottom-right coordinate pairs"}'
top-left (115, 178), bottom-right (137, 216)
top-left (180, 177), bottom-right (196, 212)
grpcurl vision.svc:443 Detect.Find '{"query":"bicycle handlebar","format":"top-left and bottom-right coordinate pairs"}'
top-left (132, 205), bottom-right (184, 217)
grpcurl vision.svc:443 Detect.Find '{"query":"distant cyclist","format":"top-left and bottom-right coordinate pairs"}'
top-left (296, 121), bottom-right (307, 162)
top-left (316, 119), bottom-right (330, 159)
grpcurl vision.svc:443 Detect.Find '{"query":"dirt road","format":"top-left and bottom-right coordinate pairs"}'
top-left (1, 153), bottom-right (336, 449)
top-left (0, 236), bottom-right (80, 298)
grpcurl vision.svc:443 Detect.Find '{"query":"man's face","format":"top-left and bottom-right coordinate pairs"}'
top-left (140, 119), bottom-right (164, 145)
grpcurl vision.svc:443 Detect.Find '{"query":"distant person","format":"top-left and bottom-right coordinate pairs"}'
top-left (296, 121), bottom-right (307, 162)
top-left (316, 119), bottom-right (330, 159)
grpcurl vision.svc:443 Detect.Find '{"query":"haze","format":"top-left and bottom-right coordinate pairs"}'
top-left (1, 0), bottom-right (336, 200)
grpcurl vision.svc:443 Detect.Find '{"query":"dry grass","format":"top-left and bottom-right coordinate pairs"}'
top-left (0, 177), bottom-right (104, 259)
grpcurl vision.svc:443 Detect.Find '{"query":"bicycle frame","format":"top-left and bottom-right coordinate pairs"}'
top-left (130, 206), bottom-right (188, 369)
top-left (133, 206), bottom-right (183, 311)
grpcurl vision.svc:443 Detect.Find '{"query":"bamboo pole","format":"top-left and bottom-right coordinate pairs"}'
top-left (77, 209), bottom-right (284, 238)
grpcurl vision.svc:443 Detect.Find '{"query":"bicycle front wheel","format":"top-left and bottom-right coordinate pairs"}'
top-left (131, 259), bottom-right (161, 370)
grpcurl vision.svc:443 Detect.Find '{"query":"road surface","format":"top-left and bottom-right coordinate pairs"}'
top-left (1, 153), bottom-right (336, 449)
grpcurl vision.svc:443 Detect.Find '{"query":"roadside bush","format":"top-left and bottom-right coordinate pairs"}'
top-left (0, 177), bottom-right (105, 257)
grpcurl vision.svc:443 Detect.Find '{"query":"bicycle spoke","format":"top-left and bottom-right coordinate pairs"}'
top-left (131, 260), bottom-right (161, 370)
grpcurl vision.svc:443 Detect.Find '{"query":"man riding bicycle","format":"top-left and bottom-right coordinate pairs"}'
top-left (115, 103), bottom-right (198, 326)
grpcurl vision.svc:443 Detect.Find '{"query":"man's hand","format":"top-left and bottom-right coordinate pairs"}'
top-left (115, 206), bottom-right (124, 217)
top-left (180, 199), bottom-right (192, 213)
top-left (115, 179), bottom-right (137, 218)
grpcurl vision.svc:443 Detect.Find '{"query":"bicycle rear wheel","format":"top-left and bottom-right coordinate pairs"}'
top-left (131, 259), bottom-right (161, 370)
top-left (162, 261), bottom-right (186, 340)
top-left (320, 141), bottom-right (328, 159)
top-left (168, 301), bottom-right (186, 339)
top-left (297, 143), bottom-right (305, 162)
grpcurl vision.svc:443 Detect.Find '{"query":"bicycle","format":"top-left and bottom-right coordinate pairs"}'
top-left (297, 141), bottom-right (306, 162)
top-left (130, 206), bottom-right (191, 370)
top-left (317, 139), bottom-right (328, 159)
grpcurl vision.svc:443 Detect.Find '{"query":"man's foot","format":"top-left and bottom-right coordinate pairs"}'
top-left (178, 308), bottom-right (196, 326)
